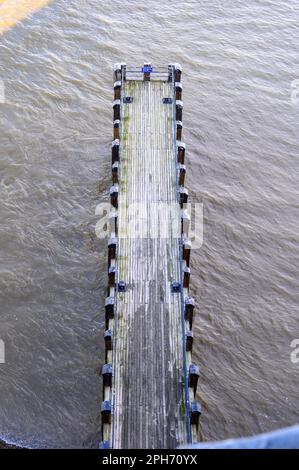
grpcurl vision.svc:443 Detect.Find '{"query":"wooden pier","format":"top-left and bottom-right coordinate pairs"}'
top-left (101, 64), bottom-right (201, 449)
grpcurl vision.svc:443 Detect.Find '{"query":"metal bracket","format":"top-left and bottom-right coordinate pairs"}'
top-left (163, 97), bottom-right (173, 104)
top-left (171, 282), bottom-right (181, 293)
top-left (118, 281), bottom-right (126, 292)
top-left (123, 96), bottom-right (133, 104)
top-left (142, 65), bottom-right (153, 73)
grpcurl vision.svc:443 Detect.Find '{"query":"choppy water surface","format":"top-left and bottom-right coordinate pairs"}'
top-left (0, 0), bottom-right (298, 448)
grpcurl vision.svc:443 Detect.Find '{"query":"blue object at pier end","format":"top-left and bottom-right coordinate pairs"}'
top-left (141, 65), bottom-right (153, 73)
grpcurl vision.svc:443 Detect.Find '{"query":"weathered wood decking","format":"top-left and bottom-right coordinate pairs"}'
top-left (114, 79), bottom-right (185, 448)
top-left (101, 65), bottom-right (200, 449)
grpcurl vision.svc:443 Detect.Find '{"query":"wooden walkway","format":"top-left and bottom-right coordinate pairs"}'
top-left (101, 65), bottom-right (201, 449)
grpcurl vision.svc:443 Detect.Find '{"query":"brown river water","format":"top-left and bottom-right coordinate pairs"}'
top-left (0, 0), bottom-right (298, 448)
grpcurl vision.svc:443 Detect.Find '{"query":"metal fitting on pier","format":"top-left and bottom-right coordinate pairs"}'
top-left (99, 441), bottom-right (110, 449)
top-left (175, 100), bottom-right (183, 121)
top-left (167, 64), bottom-right (173, 82)
top-left (175, 82), bottom-right (183, 100)
top-left (111, 161), bottom-right (119, 184)
top-left (177, 141), bottom-right (185, 164)
top-left (171, 281), bottom-right (181, 293)
top-left (101, 400), bottom-right (112, 424)
top-left (182, 238), bottom-right (192, 267)
top-left (183, 266), bottom-right (191, 288)
top-left (113, 119), bottom-right (120, 140)
top-left (113, 99), bottom-right (121, 120)
top-left (174, 63), bottom-right (182, 82)
top-left (114, 80), bottom-right (121, 100)
top-left (179, 186), bottom-right (188, 208)
top-left (108, 236), bottom-right (117, 265)
top-left (186, 330), bottom-right (194, 352)
top-left (176, 120), bottom-right (183, 140)
top-left (189, 364), bottom-right (200, 394)
top-left (143, 62), bottom-right (152, 81)
top-left (190, 401), bottom-right (202, 426)
top-left (184, 296), bottom-right (195, 328)
top-left (118, 281), bottom-right (126, 292)
top-left (178, 164), bottom-right (186, 186)
top-left (112, 139), bottom-right (120, 164)
top-left (105, 296), bottom-right (115, 325)
top-left (110, 184), bottom-right (119, 208)
top-left (123, 96), bottom-right (133, 104)
top-left (104, 329), bottom-right (113, 352)
top-left (102, 363), bottom-right (113, 387)
top-left (181, 209), bottom-right (190, 236)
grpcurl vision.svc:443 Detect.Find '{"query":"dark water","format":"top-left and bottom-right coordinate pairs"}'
top-left (0, 0), bottom-right (298, 448)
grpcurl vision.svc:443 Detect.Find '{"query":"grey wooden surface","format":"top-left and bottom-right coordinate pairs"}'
top-left (112, 80), bottom-right (187, 448)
